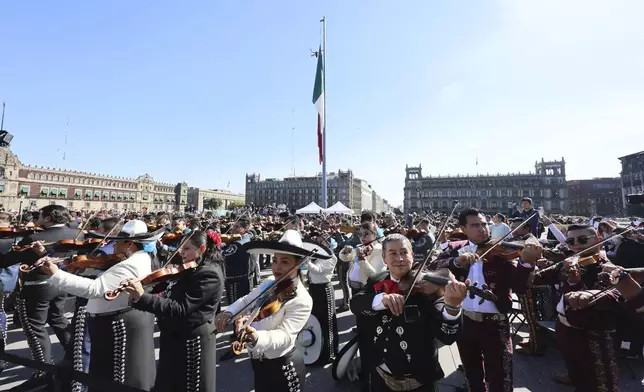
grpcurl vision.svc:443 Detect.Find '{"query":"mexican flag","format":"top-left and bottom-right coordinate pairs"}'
top-left (312, 46), bottom-right (324, 165)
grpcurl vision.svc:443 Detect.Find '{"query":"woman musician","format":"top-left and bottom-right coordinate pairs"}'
top-left (38, 220), bottom-right (161, 391)
top-left (121, 230), bottom-right (224, 392)
top-left (214, 230), bottom-right (331, 392)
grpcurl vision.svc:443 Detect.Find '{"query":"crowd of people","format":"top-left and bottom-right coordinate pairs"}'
top-left (0, 199), bottom-right (642, 392)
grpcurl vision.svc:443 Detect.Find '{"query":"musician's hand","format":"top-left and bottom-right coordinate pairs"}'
top-left (341, 245), bottom-right (353, 255)
top-left (244, 325), bottom-right (259, 347)
top-left (536, 258), bottom-right (549, 269)
top-left (32, 241), bottom-right (46, 255)
top-left (521, 242), bottom-right (542, 265)
top-left (564, 290), bottom-right (599, 310)
top-left (562, 258), bottom-right (576, 271)
top-left (215, 311), bottom-right (233, 331)
top-left (455, 252), bottom-right (477, 267)
top-left (601, 263), bottom-right (620, 274)
top-left (122, 279), bottom-right (144, 301)
top-left (39, 258), bottom-right (58, 276)
top-left (382, 293), bottom-right (405, 316)
top-left (568, 263), bottom-right (582, 283)
top-left (444, 277), bottom-right (469, 308)
top-left (234, 315), bottom-right (250, 335)
top-left (542, 216), bottom-right (553, 226)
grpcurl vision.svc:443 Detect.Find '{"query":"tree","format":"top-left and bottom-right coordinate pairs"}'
top-left (203, 198), bottom-right (223, 210)
top-left (227, 201), bottom-right (245, 210)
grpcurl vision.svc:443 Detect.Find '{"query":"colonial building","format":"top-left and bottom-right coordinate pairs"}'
top-left (186, 187), bottom-right (245, 211)
top-left (567, 178), bottom-right (622, 217)
top-left (404, 158), bottom-right (569, 215)
top-left (619, 150), bottom-right (644, 209)
top-left (245, 169), bottom-right (386, 213)
top-left (0, 145), bottom-right (186, 212)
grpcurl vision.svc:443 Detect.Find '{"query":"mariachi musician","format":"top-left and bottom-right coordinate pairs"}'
top-left (431, 208), bottom-right (538, 392)
top-left (38, 220), bottom-right (163, 391)
top-left (0, 205), bottom-right (78, 386)
top-left (215, 230), bottom-right (331, 392)
top-left (122, 230), bottom-right (224, 392)
top-left (303, 231), bottom-right (339, 364)
top-left (350, 233), bottom-right (468, 392)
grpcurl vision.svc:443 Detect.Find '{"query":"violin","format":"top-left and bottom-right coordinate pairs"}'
top-left (221, 234), bottom-right (242, 244)
top-left (104, 260), bottom-right (199, 300)
top-left (21, 252), bottom-right (128, 273)
top-left (0, 226), bottom-right (43, 239)
top-left (397, 268), bottom-right (498, 304)
top-left (11, 238), bottom-right (104, 253)
top-left (472, 239), bottom-right (528, 262)
top-left (161, 231), bottom-right (184, 243)
top-left (405, 228), bottom-right (427, 240)
top-left (231, 278), bottom-right (297, 355)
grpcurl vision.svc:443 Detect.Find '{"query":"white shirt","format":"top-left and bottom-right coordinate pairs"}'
top-left (48, 250), bottom-right (152, 315)
top-left (340, 243), bottom-right (386, 284)
top-left (226, 276), bottom-right (313, 360)
top-left (490, 223), bottom-right (511, 240)
top-left (307, 254), bottom-right (337, 284)
top-left (458, 243), bottom-right (500, 314)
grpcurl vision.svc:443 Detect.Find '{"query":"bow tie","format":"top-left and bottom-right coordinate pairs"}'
top-left (374, 279), bottom-right (400, 295)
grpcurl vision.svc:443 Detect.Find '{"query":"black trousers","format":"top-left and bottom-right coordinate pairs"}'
top-left (336, 261), bottom-right (351, 307)
top-left (251, 348), bottom-right (306, 392)
top-left (309, 282), bottom-right (338, 363)
top-left (369, 371), bottom-right (436, 392)
top-left (154, 321), bottom-right (217, 392)
top-left (17, 283), bottom-right (71, 364)
top-left (87, 309), bottom-right (156, 392)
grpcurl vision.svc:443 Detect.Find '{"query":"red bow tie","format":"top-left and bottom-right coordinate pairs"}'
top-left (374, 279), bottom-right (400, 295)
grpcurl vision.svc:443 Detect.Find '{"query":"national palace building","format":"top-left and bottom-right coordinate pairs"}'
top-left (0, 144), bottom-right (243, 212)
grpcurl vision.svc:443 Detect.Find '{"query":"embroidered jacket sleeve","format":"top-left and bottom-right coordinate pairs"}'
top-left (132, 268), bottom-right (221, 319)
top-left (531, 262), bottom-right (562, 286)
top-left (427, 297), bottom-right (462, 345)
top-left (248, 292), bottom-right (313, 353)
top-left (429, 246), bottom-right (462, 272)
top-left (48, 261), bottom-right (141, 299)
top-left (510, 257), bottom-right (535, 295)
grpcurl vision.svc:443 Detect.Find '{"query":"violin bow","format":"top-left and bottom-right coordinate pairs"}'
top-left (403, 200), bottom-right (460, 305)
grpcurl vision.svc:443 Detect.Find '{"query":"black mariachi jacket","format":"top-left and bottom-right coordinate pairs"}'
top-left (350, 271), bottom-right (462, 385)
top-left (132, 262), bottom-right (224, 336)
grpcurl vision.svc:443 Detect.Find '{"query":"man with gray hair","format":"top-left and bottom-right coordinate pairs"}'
top-left (351, 233), bottom-right (467, 391)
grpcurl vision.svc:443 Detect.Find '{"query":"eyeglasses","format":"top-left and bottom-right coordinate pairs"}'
top-left (565, 235), bottom-right (597, 246)
top-left (359, 231), bottom-right (375, 237)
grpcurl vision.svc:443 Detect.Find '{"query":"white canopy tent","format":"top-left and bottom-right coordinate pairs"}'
top-left (295, 202), bottom-right (324, 215)
top-left (323, 201), bottom-right (354, 215)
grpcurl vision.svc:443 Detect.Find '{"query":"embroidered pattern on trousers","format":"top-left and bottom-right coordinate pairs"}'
top-left (111, 319), bottom-right (127, 384)
top-left (0, 295), bottom-right (6, 348)
top-left (588, 332), bottom-right (619, 392)
top-left (282, 361), bottom-right (300, 392)
top-left (71, 307), bottom-right (88, 392)
top-left (16, 297), bottom-right (46, 363)
top-left (325, 284), bottom-right (336, 359)
top-left (185, 336), bottom-right (202, 392)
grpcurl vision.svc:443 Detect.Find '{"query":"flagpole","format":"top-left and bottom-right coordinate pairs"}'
top-left (321, 16), bottom-right (327, 208)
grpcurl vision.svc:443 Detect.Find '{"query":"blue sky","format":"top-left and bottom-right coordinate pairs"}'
top-left (2, 1), bottom-right (642, 207)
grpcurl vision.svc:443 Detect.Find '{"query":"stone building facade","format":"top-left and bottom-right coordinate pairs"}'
top-left (187, 187), bottom-right (245, 211)
top-left (244, 169), bottom-right (387, 213)
top-left (0, 146), bottom-right (187, 212)
top-left (567, 178), bottom-right (622, 217)
top-left (404, 158), bottom-right (569, 215)
top-left (619, 150), bottom-right (644, 209)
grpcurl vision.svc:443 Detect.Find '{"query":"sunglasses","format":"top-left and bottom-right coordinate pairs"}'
top-left (359, 231), bottom-right (375, 237)
top-left (565, 235), bottom-right (597, 246)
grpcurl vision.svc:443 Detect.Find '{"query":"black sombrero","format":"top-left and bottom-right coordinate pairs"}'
top-left (85, 219), bottom-right (166, 244)
top-left (243, 230), bottom-right (332, 260)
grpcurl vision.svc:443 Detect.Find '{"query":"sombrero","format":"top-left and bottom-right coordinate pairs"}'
top-left (243, 230), bottom-right (332, 260)
top-left (85, 219), bottom-right (166, 244)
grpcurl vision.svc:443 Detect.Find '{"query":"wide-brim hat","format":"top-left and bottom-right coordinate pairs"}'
top-left (86, 219), bottom-right (166, 244)
top-left (296, 314), bottom-right (324, 365)
top-left (244, 229), bottom-right (331, 260)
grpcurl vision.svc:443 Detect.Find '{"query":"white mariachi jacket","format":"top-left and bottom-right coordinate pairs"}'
top-left (339, 243), bottom-right (385, 285)
top-left (227, 276), bottom-right (313, 360)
